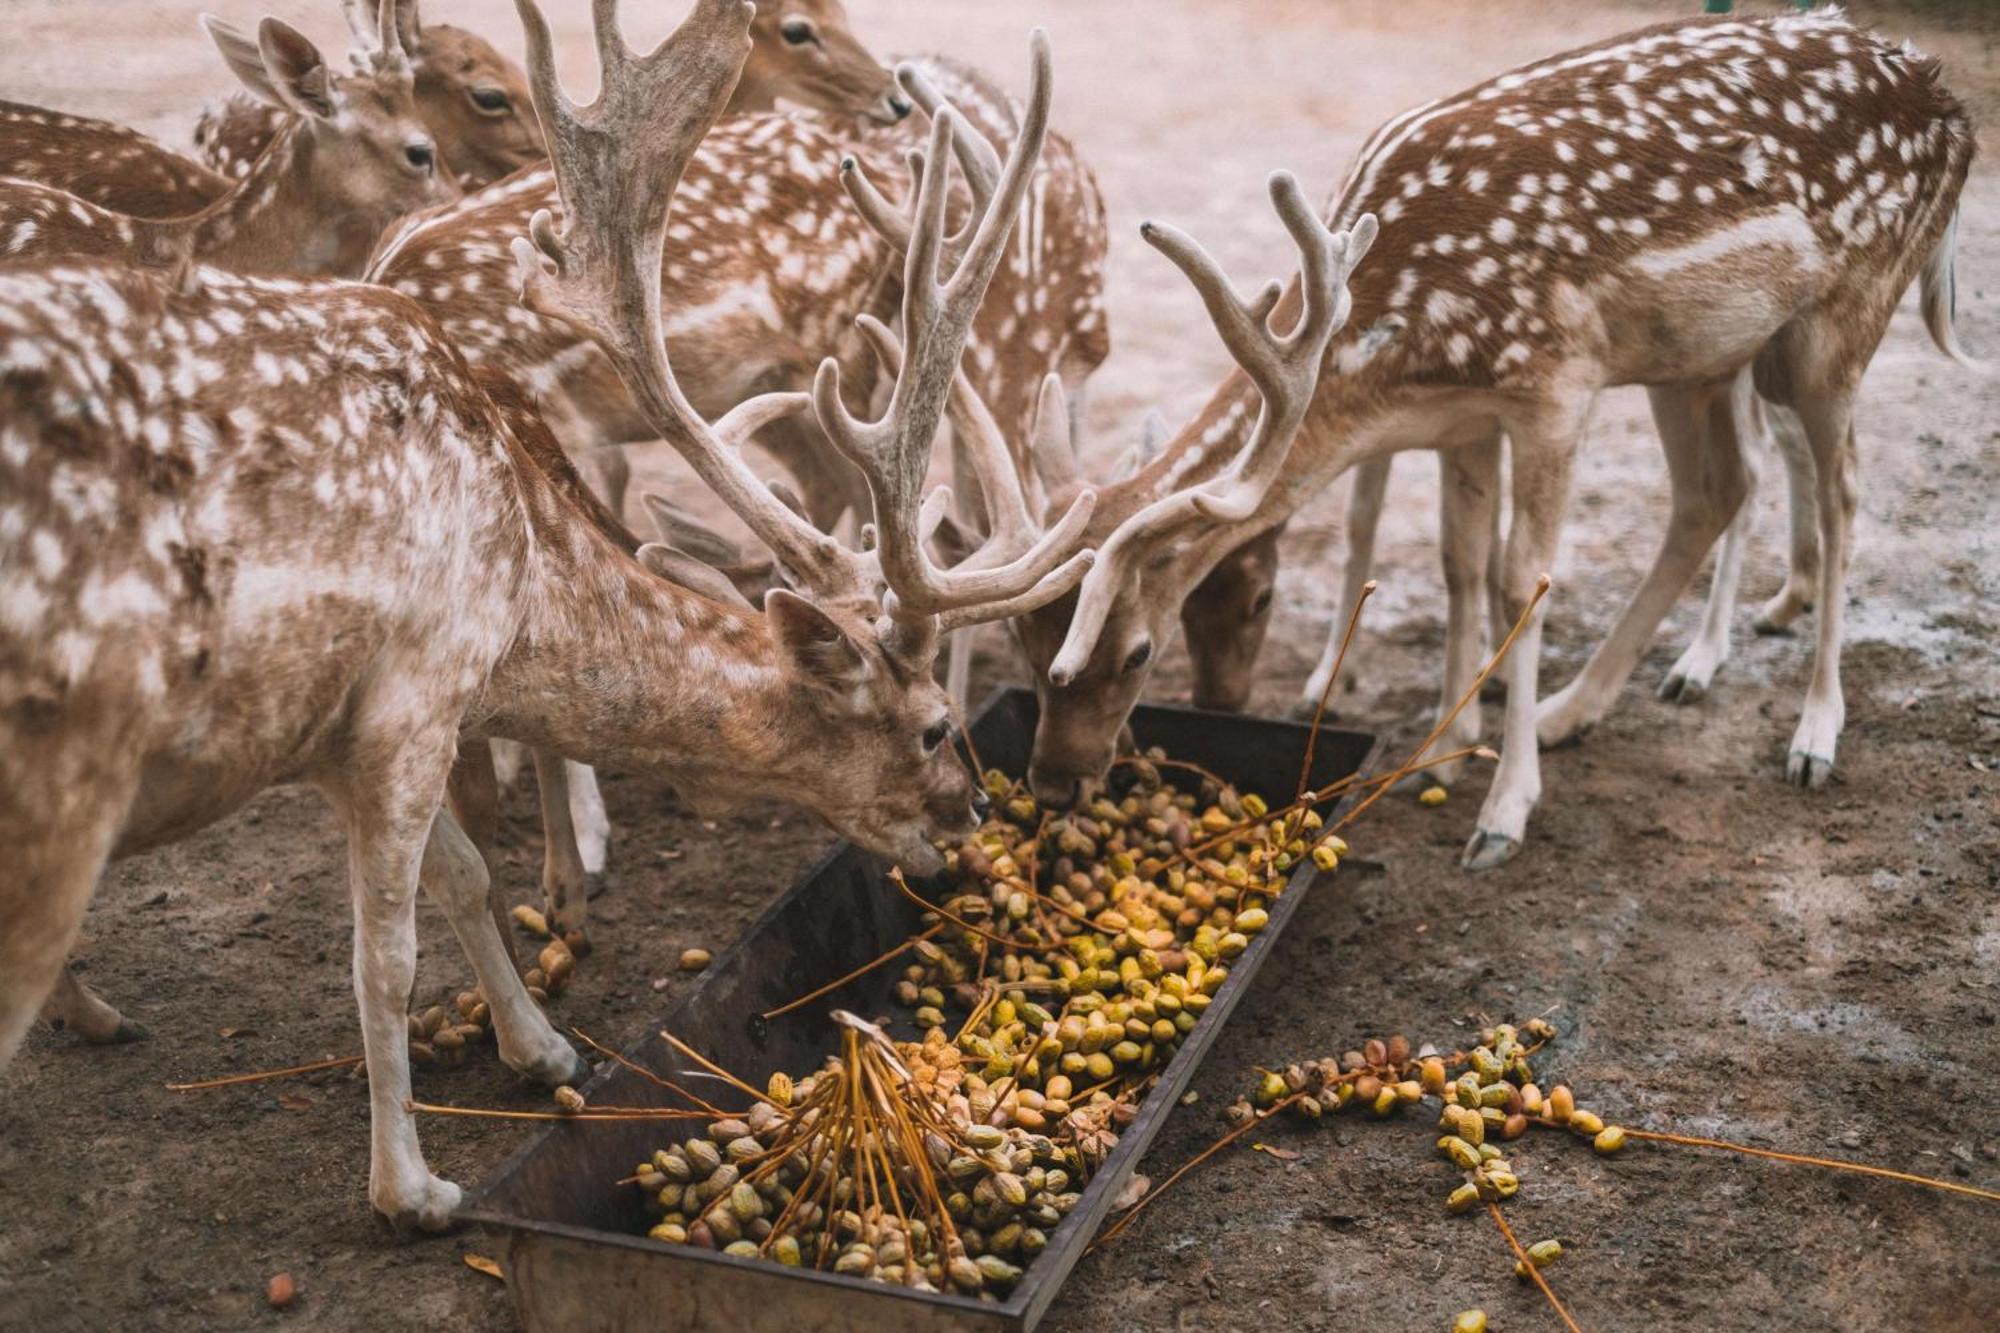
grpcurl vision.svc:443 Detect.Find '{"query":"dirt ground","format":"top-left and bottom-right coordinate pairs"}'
top-left (3, 0), bottom-right (1998, 1329)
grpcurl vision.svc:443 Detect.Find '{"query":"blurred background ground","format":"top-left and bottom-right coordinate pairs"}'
top-left (0, 2), bottom-right (1995, 1329)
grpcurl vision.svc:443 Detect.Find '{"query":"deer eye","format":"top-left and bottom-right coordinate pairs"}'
top-left (921, 718), bottom-right (952, 753)
top-left (1121, 640), bottom-right (1153, 675)
top-left (469, 87), bottom-right (512, 114)
top-left (780, 18), bottom-right (816, 45)
top-left (1247, 587), bottom-right (1274, 619)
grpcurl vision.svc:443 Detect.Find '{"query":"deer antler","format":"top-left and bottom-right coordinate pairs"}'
top-left (1048, 176), bottom-right (1377, 686)
top-left (341, 0), bottom-right (414, 74)
top-left (812, 30), bottom-right (1096, 654)
top-left (508, 0), bottom-right (865, 602)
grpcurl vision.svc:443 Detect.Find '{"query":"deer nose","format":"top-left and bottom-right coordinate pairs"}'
top-left (971, 786), bottom-right (992, 817)
top-left (887, 92), bottom-right (913, 120)
top-left (1028, 769), bottom-right (1083, 811)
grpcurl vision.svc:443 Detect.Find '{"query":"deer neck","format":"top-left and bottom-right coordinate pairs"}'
top-left (475, 458), bottom-right (808, 808)
top-left (132, 117), bottom-right (336, 275)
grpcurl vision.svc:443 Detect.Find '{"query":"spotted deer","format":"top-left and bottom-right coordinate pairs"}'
top-left (359, 46), bottom-right (1108, 910)
top-left (192, 0), bottom-right (906, 192)
top-left (0, 0), bottom-right (1086, 1227)
top-left (1015, 11), bottom-right (1974, 871)
top-left (0, 4), bottom-right (455, 277)
top-left (195, 0), bottom-right (541, 190)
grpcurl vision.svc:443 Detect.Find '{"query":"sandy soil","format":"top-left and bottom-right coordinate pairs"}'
top-left (2, 1), bottom-right (1998, 1330)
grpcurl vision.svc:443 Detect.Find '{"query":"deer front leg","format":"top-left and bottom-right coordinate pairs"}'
top-left (1422, 433), bottom-right (1502, 788)
top-left (1464, 415), bottom-right (1581, 871)
top-left (420, 809), bottom-right (588, 1088)
top-left (566, 760), bottom-right (610, 880)
top-left (1536, 375), bottom-right (1752, 748)
top-left (1751, 401), bottom-right (1821, 635)
top-left (1300, 457), bottom-right (1391, 712)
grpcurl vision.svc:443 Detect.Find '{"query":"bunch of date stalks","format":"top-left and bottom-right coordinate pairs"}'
top-left (614, 750), bottom-right (1362, 1299)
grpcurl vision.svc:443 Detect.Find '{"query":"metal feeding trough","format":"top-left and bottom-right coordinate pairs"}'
top-left (460, 687), bottom-right (1380, 1333)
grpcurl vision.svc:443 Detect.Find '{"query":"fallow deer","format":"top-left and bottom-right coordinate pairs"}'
top-left (0, 3), bottom-right (455, 277)
top-left (192, 0), bottom-right (907, 193)
top-left (1016, 11), bottom-right (1974, 871)
top-left (1, 0), bottom-right (1085, 1228)
top-left (195, 0), bottom-right (542, 190)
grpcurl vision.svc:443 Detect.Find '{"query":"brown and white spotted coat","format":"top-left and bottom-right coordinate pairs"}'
top-left (0, 100), bottom-right (228, 217)
top-left (0, 13), bottom-right (455, 277)
top-left (1023, 11), bottom-right (1975, 868)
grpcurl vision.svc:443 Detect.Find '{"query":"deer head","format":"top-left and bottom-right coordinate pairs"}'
top-left (201, 2), bottom-right (456, 232)
top-left (338, 0), bottom-right (542, 184)
top-left (507, 0), bottom-right (1091, 870)
top-left (737, 0), bottom-right (909, 125)
top-left (1010, 179), bottom-right (1378, 805)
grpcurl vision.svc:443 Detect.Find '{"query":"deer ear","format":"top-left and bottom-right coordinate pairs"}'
top-left (205, 16), bottom-right (337, 119)
top-left (635, 543), bottom-right (754, 609)
top-left (640, 493), bottom-right (743, 569)
top-left (765, 589), bottom-right (869, 694)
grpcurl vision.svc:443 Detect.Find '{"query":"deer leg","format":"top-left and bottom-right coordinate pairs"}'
top-left (1422, 432), bottom-right (1502, 787)
top-left (566, 761), bottom-right (610, 879)
top-left (420, 808), bottom-right (587, 1088)
top-left (1300, 456), bottom-right (1391, 712)
top-left (490, 738), bottom-right (527, 789)
top-left (41, 964), bottom-right (145, 1044)
top-left (1752, 402), bottom-right (1822, 635)
top-left (1, 754), bottom-right (135, 1067)
top-left (445, 740), bottom-right (517, 971)
top-left (1537, 375), bottom-right (1752, 749)
top-left (1784, 389), bottom-right (1857, 788)
top-left (325, 757), bottom-right (464, 1233)
top-left (1662, 386), bottom-right (1764, 704)
top-left (1463, 412), bottom-right (1582, 871)
top-left (532, 749), bottom-right (591, 949)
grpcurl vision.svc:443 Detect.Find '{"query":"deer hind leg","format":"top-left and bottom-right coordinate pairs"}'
top-left (1300, 456), bottom-right (1392, 713)
top-left (1535, 375), bottom-right (1753, 750)
top-left (420, 808), bottom-right (586, 1089)
top-left (41, 964), bottom-right (145, 1044)
top-left (446, 740), bottom-right (522, 971)
top-left (1783, 388), bottom-right (1858, 788)
top-left (531, 749), bottom-right (594, 949)
top-left (566, 761), bottom-right (610, 880)
top-left (1463, 408), bottom-right (1584, 871)
top-left (1422, 432), bottom-right (1503, 788)
top-left (1, 746), bottom-right (137, 1067)
top-left (1751, 402), bottom-right (1822, 635)
top-left (1662, 381), bottom-right (1766, 704)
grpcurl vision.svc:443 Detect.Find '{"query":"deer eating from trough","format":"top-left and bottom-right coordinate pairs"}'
top-left (1012, 10), bottom-right (1974, 871)
top-left (0, 0), bottom-right (1089, 1228)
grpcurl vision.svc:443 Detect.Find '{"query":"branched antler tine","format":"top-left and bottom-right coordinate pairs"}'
top-left (918, 487), bottom-right (952, 543)
top-left (1029, 374), bottom-right (1078, 492)
top-left (939, 29), bottom-right (1051, 316)
top-left (591, 0), bottom-right (630, 73)
top-left (935, 548), bottom-right (1095, 634)
top-left (1141, 218), bottom-right (1282, 389)
top-left (511, 0), bottom-right (861, 598)
top-left (714, 392), bottom-right (812, 449)
top-left (377, 0), bottom-right (402, 65)
top-left (840, 154), bottom-right (910, 252)
top-left (897, 61), bottom-right (1002, 193)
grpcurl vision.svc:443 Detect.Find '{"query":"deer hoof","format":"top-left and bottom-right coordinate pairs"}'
top-left (1785, 749), bottom-right (1835, 790)
top-left (1658, 669), bottom-right (1709, 706)
top-left (1460, 829), bottom-right (1520, 871)
top-left (101, 1016), bottom-right (150, 1044)
top-left (378, 1176), bottom-right (464, 1237)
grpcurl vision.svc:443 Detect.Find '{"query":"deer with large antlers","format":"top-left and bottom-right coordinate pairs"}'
top-left (0, 0), bottom-right (1085, 1227)
top-left (0, 4), bottom-right (454, 277)
top-left (1012, 11), bottom-right (1973, 871)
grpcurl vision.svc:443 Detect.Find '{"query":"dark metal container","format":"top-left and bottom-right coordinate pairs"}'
top-left (461, 687), bottom-right (1379, 1333)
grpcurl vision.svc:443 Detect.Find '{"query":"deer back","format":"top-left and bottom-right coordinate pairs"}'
top-left (0, 99), bottom-right (229, 217)
top-left (368, 114), bottom-right (892, 446)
